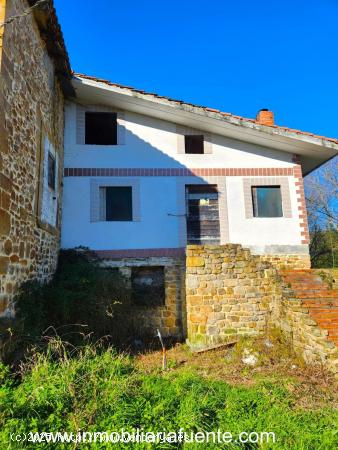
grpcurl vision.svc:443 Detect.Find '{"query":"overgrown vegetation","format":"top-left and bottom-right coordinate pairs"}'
top-left (0, 339), bottom-right (337, 449)
top-left (1, 250), bottom-right (337, 448)
top-left (309, 227), bottom-right (338, 268)
top-left (0, 249), bottom-right (141, 362)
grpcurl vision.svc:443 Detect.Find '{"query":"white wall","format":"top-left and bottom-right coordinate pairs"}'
top-left (61, 101), bottom-right (303, 251)
top-left (62, 177), bottom-right (180, 250)
top-left (64, 102), bottom-right (295, 169)
top-left (226, 177), bottom-right (301, 247)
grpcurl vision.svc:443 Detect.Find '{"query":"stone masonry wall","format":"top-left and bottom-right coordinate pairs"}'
top-left (0, 0), bottom-right (64, 315)
top-left (259, 254), bottom-right (311, 270)
top-left (272, 270), bottom-right (338, 375)
top-left (100, 256), bottom-right (186, 339)
top-left (273, 295), bottom-right (338, 375)
top-left (186, 244), bottom-right (338, 375)
top-left (186, 244), bottom-right (282, 348)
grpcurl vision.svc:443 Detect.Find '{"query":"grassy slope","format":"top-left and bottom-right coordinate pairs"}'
top-left (0, 338), bottom-right (337, 449)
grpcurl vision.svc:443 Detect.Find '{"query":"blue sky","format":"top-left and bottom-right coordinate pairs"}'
top-left (55, 0), bottom-right (338, 139)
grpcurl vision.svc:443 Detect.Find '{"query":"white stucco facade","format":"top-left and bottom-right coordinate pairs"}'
top-left (61, 100), bottom-right (308, 254)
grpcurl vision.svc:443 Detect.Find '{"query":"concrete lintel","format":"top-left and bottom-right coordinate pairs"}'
top-left (247, 244), bottom-right (309, 255)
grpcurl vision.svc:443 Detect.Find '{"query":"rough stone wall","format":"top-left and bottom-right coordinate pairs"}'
top-left (186, 244), bottom-right (337, 374)
top-left (274, 295), bottom-right (338, 375)
top-left (186, 244), bottom-right (282, 348)
top-left (0, 0), bottom-right (64, 315)
top-left (258, 254), bottom-right (311, 270)
top-left (100, 256), bottom-right (186, 338)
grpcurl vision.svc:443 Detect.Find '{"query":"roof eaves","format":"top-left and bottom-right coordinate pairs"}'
top-left (29, 0), bottom-right (75, 97)
top-left (73, 73), bottom-right (338, 147)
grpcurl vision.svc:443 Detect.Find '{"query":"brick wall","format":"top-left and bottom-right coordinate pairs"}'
top-left (0, 0), bottom-right (64, 315)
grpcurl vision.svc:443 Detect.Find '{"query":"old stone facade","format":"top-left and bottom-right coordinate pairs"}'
top-left (185, 244), bottom-right (338, 374)
top-left (0, 0), bottom-right (72, 315)
top-left (275, 270), bottom-right (338, 375)
top-left (100, 256), bottom-right (186, 339)
top-left (186, 244), bottom-right (282, 347)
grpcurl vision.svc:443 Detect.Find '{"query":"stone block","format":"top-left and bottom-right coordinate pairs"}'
top-left (0, 256), bottom-right (9, 274)
top-left (3, 239), bottom-right (12, 255)
top-left (186, 277), bottom-right (199, 289)
top-left (186, 256), bottom-right (205, 267)
top-left (0, 208), bottom-right (10, 235)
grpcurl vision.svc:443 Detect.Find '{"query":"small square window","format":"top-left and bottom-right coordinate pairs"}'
top-left (103, 186), bottom-right (132, 221)
top-left (48, 153), bottom-right (56, 190)
top-left (131, 266), bottom-right (165, 306)
top-left (185, 135), bottom-right (204, 154)
top-left (252, 186), bottom-right (283, 217)
top-left (85, 112), bottom-right (117, 145)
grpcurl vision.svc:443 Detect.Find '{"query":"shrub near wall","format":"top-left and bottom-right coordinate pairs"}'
top-left (1, 249), bottom-right (135, 359)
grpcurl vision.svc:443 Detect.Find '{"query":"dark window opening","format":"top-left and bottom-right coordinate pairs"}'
top-left (105, 186), bottom-right (132, 221)
top-left (48, 153), bottom-right (56, 190)
top-left (186, 184), bottom-right (220, 245)
top-left (185, 135), bottom-right (204, 154)
top-left (85, 112), bottom-right (117, 145)
top-left (252, 186), bottom-right (283, 217)
top-left (131, 266), bottom-right (165, 306)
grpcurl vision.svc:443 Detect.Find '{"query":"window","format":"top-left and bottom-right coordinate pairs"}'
top-left (252, 186), bottom-right (283, 217)
top-left (186, 185), bottom-right (220, 244)
top-left (48, 153), bottom-right (56, 190)
top-left (131, 267), bottom-right (165, 306)
top-left (101, 186), bottom-right (132, 221)
top-left (85, 112), bottom-right (117, 145)
top-left (185, 135), bottom-right (204, 154)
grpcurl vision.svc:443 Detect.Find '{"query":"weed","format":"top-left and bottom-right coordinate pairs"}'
top-left (0, 340), bottom-right (337, 449)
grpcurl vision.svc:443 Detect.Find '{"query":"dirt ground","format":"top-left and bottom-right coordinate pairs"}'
top-left (136, 334), bottom-right (338, 411)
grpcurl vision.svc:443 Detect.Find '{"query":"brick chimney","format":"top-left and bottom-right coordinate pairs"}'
top-left (256, 109), bottom-right (274, 126)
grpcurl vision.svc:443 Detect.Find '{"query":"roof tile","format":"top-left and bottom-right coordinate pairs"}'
top-left (73, 72), bottom-right (338, 145)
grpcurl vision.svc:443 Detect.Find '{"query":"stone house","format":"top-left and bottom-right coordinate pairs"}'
top-left (0, 0), bottom-right (74, 316)
top-left (0, 2), bottom-right (337, 372)
top-left (61, 74), bottom-right (337, 340)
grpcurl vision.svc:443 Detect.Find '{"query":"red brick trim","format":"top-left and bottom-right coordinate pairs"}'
top-left (95, 248), bottom-right (186, 258)
top-left (293, 164), bottom-right (310, 245)
top-left (64, 167), bottom-right (294, 177)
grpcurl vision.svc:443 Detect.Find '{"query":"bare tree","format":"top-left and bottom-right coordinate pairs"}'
top-left (305, 156), bottom-right (337, 267)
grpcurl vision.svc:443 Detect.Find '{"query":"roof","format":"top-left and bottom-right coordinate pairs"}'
top-left (28, 0), bottom-right (74, 97)
top-left (73, 72), bottom-right (338, 146)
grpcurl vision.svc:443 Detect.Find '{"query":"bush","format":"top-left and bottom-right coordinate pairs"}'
top-left (1, 249), bottom-right (137, 361)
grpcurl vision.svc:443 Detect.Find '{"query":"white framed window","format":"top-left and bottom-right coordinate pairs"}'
top-left (176, 125), bottom-right (212, 154)
top-left (76, 104), bottom-right (125, 145)
top-left (90, 178), bottom-right (141, 222)
top-left (243, 177), bottom-right (292, 219)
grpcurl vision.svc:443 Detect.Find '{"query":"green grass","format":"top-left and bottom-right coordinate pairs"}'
top-left (0, 340), bottom-right (337, 449)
